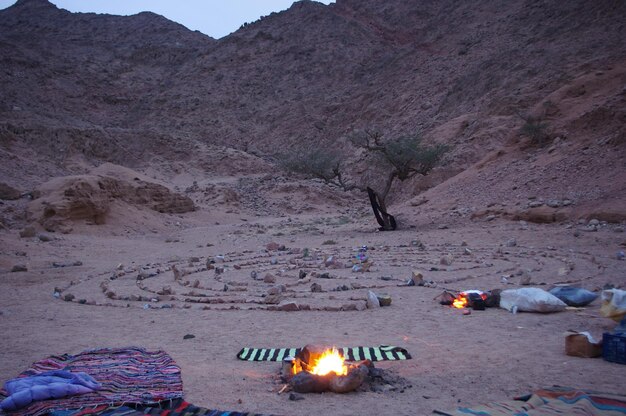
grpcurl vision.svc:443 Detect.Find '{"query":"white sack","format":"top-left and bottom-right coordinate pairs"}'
top-left (500, 287), bottom-right (567, 313)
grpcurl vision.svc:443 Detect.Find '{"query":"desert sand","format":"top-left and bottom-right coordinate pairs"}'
top-left (1, 197), bottom-right (624, 415)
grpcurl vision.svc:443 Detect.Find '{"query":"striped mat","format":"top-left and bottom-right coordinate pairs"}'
top-left (0, 347), bottom-right (183, 416)
top-left (49, 399), bottom-right (273, 416)
top-left (236, 345), bottom-right (411, 362)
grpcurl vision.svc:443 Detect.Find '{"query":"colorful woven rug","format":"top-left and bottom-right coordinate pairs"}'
top-left (434, 387), bottom-right (626, 415)
top-left (0, 347), bottom-right (183, 416)
top-left (49, 399), bottom-right (274, 416)
top-left (236, 345), bottom-right (411, 362)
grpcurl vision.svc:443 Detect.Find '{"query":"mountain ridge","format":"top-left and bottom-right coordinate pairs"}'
top-left (0, 0), bottom-right (624, 224)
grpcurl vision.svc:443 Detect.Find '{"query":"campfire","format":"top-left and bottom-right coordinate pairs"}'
top-left (449, 290), bottom-right (489, 310)
top-left (308, 347), bottom-right (347, 376)
top-left (282, 345), bottom-right (370, 393)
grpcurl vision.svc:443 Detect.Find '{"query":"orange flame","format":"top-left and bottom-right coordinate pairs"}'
top-left (452, 295), bottom-right (468, 309)
top-left (452, 291), bottom-right (488, 308)
top-left (310, 348), bottom-right (348, 376)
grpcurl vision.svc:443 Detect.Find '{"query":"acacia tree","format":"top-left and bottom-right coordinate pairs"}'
top-left (281, 130), bottom-right (447, 230)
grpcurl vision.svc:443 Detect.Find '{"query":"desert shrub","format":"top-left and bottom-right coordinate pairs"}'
top-left (519, 116), bottom-right (549, 146)
top-left (279, 146), bottom-right (341, 184)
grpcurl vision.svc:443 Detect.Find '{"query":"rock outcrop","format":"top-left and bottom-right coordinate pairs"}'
top-left (28, 164), bottom-right (195, 231)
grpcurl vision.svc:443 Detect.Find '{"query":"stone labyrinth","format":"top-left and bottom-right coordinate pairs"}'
top-left (56, 238), bottom-right (606, 312)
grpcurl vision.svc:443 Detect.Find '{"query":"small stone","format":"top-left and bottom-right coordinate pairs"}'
top-left (366, 291), bottom-right (380, 308)
top-left (528, 201), bottom-right (543, 208)
top-left (266, 242), bottom-right (281, 251)
top-left (250, 271), bottom-right (258, 279)
top-left (270, 257), bottom-right (278, 265)
top-left (279, 302), bottom-right (300, 312)
top-left (486, 215), bottom-right (496, 221)
top-left (183, 334), bottom-right (195, 340)
top-left (438, 224), bottom-right (449, 230)
top-left (506, 238), bottom-right (517, 247)
top-left (377, 294), bottom-right (392, 307)
top-left (410, 271), bottom-right (424, 286)
top-left (519, 275), bottom-right (531, 285)
top-left (264, 294), bottom-right (282, 304)
top-left (11, 264), bottom-right (27, 272)
top-left (462, 309), bottom-right (471, 315)
top-left (298, 270), bottom-right (307, 279)
top-left (311, 282), bottom-right (322, 292)
top-left (215, 266), bottom-right (224, 275)
top-left (63, 293), bottom-right (75, 302)
top-left (589, 219), bottom-right (600, 226)
top-left (440, 255), bottom-right (453, 266)
top-left (189, 256), bottom-right (200, 263)
top-left (158, 286), bottom-right (172, 295)
top-left (289, 392), bottom-right (305, 401)
top-left (38, 233), bottom-right (53, 242)
top-left (263, 273), bottom-right (276, 283)
top-left (267, 286), bottom-right (281, 295)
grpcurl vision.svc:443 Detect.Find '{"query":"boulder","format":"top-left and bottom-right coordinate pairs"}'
top-left (0, 182), bottom-right (21, 200)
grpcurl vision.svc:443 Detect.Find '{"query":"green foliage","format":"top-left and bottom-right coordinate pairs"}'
top-left (279, 146), bottom-right (341, 184)
top-left (519, 116), bottom-right (549, 146)
top-left (280, 130), bottom-right (448, 202)
top-left (382, 136), bottom-right (448, 180)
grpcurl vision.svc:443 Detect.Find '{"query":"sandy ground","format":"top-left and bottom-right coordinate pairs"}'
top-left (0, 210), bottom-right (624, 415)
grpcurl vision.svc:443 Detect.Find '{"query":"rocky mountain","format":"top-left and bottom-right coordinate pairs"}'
top-left (0, 0), bottom-right (624, 227)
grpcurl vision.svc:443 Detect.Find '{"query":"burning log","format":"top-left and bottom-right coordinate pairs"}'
top-left (291, 371), bottom-right (333, 393)
top-left (284, 345), bottom-right (372, 394)
top-left (328, 363), bottom-right (369, 393)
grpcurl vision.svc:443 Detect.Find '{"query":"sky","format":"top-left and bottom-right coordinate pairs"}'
top-left (0, 0), bottom-right (335, 38)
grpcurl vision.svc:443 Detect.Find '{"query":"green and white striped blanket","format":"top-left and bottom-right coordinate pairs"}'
top-left (236, 345), bottom-right (411, 362)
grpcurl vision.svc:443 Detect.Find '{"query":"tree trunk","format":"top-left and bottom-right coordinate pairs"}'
top-left (367, 186), bottom-right (397, 231)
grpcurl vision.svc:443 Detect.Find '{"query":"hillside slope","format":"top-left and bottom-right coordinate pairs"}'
top-left (0, 0), bottom-right (624, 225)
